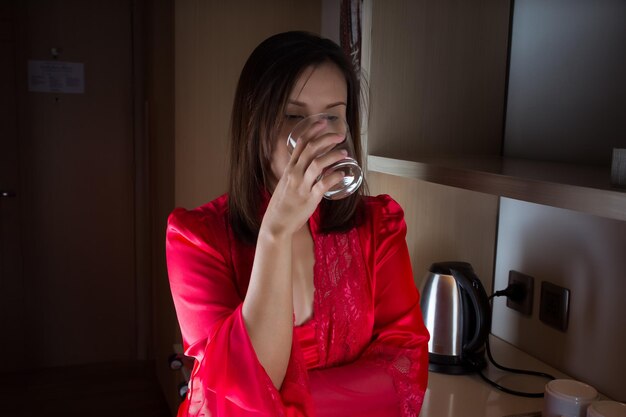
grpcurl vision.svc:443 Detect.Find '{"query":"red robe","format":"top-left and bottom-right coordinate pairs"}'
top-left (166, 194), bottom-right (429, 416)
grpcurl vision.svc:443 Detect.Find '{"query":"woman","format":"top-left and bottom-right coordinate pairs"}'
top-left (166, 31), bottom-right (429, 417)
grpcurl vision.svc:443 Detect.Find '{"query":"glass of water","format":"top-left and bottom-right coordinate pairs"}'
top-left (286, 113), bottom-right (363, 200)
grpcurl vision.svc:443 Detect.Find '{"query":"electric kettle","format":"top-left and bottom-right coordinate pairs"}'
top-left (419, 262), bottom-right (491, 374)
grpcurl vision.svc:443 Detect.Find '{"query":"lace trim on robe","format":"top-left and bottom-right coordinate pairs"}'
top-left (314, 227), bottom-right (426, 417)
top-left (361, 343), bottom-right (427, 417)
top-left (313, 228), bottom-right (373, 367)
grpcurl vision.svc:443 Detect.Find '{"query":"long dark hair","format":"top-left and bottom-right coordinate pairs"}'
top-left (228, 31), bottom-right (364, 243)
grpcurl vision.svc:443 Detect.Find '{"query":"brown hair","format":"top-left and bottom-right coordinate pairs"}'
top-left (228, 31), bottom-right (365, 244)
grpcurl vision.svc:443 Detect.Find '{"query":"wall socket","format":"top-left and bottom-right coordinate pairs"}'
top-left (539, 281), bottom-right (570, 332)
top-left (506, 270), bottom-right (534, 316)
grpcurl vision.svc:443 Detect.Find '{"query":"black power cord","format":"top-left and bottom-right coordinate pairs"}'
top-left (478, 284), bottom-right (556, 398)
top-left (489, 282), bottom-right (526, 302)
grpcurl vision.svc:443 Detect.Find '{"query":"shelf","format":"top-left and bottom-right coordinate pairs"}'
top-left (367, 154), bottom-right (626, 221)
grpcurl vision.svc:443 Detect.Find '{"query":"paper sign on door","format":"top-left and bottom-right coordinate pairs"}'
top-left (28, 60), bottom-right (85, 94)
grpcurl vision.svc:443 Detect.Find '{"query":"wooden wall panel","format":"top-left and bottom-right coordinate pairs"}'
top-left (169, 1), bottom-right (322, 412)
top-left (361, 0), bottom-right (511, 293)
top-left (366, 0), bottom-right (510, 159)
top-left (175, 0), bottom-right (322, 210)
top-left (367, 172), bottom-right (499, 293)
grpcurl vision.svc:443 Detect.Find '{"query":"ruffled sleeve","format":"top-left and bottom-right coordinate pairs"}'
top-left (361, 195), bottom-right (430, 416)
top-left (166, 202), bottom-right (312, 417)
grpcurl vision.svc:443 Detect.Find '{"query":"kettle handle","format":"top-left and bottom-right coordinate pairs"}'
top-left (450, 268), bottom-right (491, 353)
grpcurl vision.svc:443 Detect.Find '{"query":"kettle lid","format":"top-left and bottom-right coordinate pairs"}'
top-left (429, 261), bottom-right (473, 276)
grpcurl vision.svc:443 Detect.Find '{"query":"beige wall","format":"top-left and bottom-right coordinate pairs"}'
top-left (367, 173), bottom-right (499, 294)
top-left (492, 199), bottom-right (626, 400)
top-left (321, 0), bottom-right (340, 43)
top-left (167, 1), bottom-right (322, 412)
top-left (175, 0), bottom-right (322, 210)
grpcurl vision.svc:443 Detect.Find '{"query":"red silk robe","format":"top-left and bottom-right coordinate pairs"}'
top-left (166, 194), bottom-right (429, 417)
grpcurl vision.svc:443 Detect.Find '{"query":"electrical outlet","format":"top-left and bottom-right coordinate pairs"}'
top-left (506, 270), bottom-right (534, 316)
top-left (540, 281), bottom-right (570, 331)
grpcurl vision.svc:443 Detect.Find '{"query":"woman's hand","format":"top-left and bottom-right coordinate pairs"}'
top-left (262, 121), bottom-right (347, 238)
top-left (243, 121), bottom-right (348, 389)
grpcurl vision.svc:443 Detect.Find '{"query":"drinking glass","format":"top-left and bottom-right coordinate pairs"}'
top-left (286, 113), bottom-right (363, 200)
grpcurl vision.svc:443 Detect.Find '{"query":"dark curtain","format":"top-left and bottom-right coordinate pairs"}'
top-left (340, 0), bottom-right (362, 78)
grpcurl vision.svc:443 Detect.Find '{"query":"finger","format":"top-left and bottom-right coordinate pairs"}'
top-left (289, 118), bottom-right (328, 161)
top-left (303, 148), bottom-right (349, 186)
top-left (312, 169), bottom-right (346, 197)
top-left (293, 132), bottom-right (345, 174)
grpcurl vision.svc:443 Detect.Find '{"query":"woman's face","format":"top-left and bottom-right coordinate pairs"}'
top-left (268, 61), bottom-right (348, 191)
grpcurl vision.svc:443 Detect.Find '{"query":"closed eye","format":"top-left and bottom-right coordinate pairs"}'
top-left (285, 114), bottom-right (305, 120)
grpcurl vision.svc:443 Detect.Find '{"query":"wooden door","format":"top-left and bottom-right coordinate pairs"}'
top-left (1, 0), bottom-right (137, 370)
top-left (0, 1), bottom-right (25, 369)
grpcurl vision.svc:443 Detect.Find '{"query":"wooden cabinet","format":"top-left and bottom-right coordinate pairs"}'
top-left (362, 0), bottom-right (512, 290)
top-left (362, 0), bottom-right (626, 401)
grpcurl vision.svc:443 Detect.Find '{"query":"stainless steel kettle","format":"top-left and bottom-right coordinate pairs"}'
top-left (419, 262), bottom-right (491, 374)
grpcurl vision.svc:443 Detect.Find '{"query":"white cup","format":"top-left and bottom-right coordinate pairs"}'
top-left (543, 379), bottom-right (598, 417)
top-left (587, 401), bottom-right (626, 417)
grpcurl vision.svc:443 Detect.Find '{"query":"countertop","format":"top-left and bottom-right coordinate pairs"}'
top-left (419, 335), bottom-right (603, 417)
